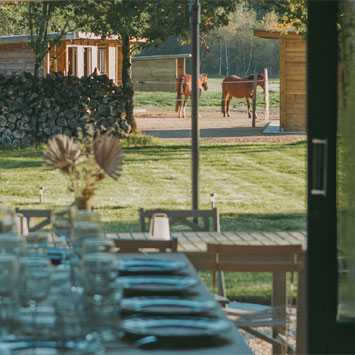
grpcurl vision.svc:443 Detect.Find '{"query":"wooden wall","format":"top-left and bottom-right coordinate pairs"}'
top-left (0, 44), bottom-right (36, 74)
top-left (280, 36), bottom-right (307, 132)
top-left (0, 38), bottom-right (123, 85)
top-left (132, 57), bottom-right (184, 92)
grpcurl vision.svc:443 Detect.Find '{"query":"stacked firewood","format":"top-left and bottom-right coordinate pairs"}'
top-left (0, 71), bottom-right (130, 146)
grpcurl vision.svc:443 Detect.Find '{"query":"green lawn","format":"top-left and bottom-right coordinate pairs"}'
top-left (0, 137), bottom-right (306, 302)
top-left (134, 78), bottom-right (280, 109)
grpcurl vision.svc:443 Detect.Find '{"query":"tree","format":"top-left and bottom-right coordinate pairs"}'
top-left (83, 0), bottom-right (241, 132)
top-left (256, 0), bottom-right (307, 31)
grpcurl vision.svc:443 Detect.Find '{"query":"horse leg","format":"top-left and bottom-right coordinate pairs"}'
top-left (221, 94), bottom-right (226, 117)
top-left (226, 96), bottom-right (232, 117)
top-left (182, 97), bottom-right (187, 118)
top-left (246, 98), bottom-right (251, 118)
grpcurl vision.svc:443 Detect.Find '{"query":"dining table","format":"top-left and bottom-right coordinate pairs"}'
top-left (107, 230), bottom-right (307, 354)
top-left (104, 253), bottom-right (252, 354)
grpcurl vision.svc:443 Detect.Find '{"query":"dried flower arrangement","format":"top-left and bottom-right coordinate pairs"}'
top-left (44, 126), bottom-right (124, 210)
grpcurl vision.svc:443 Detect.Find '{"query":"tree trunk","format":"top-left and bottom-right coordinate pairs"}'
top-left (121, 34), bottom-right (137, 133)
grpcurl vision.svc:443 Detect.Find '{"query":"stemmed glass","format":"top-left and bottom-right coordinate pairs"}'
top-left (81, 252), bottom-right (120, 341)
top-left (18, 257), bottom-right (52, 338)
top-left (0, 254), bottom-right (19, 339)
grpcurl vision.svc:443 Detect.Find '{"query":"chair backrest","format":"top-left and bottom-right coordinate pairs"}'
top-left (114, 237), bottom-right (178, 253)
top-left (207, 243), bottom-right (304, 273)
top-left (139, 208), bottom-right (220, 233)
top-left (15, 208), bottom-right (51, 233)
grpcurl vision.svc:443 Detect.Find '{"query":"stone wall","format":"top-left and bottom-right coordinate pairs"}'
top-left (0, 71), bottom-right (130, 146)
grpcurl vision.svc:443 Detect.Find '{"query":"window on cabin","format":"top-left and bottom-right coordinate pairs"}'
top-left (68, 47), bottom-right (77, 76)
top-left (83, 47), bottom-right (92, 76)
top-left (97, 47), bottom-right (106, 74)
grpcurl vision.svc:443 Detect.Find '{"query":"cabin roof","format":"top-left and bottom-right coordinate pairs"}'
top-left (253, 28), bottom-right (305, 40)
top-left (132, 54), bottom-right (192, 61)
top-left (0, 31), bottom-right (145, 44)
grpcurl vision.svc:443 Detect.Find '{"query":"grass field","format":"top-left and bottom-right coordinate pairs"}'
top-left (0, 135), bottom-right (306, 302)
top-left (134, 78), bottom-right (280, 109)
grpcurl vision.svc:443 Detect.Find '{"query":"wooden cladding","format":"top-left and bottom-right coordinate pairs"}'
top-left (0, 45), bottom-right (35, 73)
top-left (279, 35), bottom-right (307, 132)
top-left (132, 55), bottom-right (190, 92)
top-left (0, 36), bottom-right (124, 86)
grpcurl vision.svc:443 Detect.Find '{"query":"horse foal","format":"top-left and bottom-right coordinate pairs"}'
top-left (175, 73), bottom-right (208, 118)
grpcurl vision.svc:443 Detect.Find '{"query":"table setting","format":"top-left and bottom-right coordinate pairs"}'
top-left (0, 206), bottom-right (251, 354)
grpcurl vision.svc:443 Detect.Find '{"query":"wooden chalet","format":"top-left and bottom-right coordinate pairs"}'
top-left (253, 29), bottom-right (307, 132)
top-left (0, 32), bottom-right (143, 85)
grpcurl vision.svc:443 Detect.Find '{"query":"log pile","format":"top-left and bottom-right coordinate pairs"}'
top-left (0, 71), bottom-right (130, 146)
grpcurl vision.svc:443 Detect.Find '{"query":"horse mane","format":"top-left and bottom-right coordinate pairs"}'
top-left (247, 74), bottom-right (255, 80)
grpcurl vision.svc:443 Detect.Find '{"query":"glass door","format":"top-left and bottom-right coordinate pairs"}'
top-left (307, 1), bottom-right (355, 353)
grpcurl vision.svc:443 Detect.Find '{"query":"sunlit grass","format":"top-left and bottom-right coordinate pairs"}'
top-left (0, 137), bottom-right (305, 302)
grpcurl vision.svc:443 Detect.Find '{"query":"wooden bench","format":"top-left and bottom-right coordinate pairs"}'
top-left (15, 208), bottom-right (51, 233)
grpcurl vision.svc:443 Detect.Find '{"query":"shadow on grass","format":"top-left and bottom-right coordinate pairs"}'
top-left (0, 160), bottom-right (44, 169)
top-left (100, 212), bottom-right (306, 234)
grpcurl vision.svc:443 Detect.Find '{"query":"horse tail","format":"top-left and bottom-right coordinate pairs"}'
top-left (175, 75), bottom-right (184, 112)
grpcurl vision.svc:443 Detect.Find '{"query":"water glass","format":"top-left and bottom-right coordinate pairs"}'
top-left (19, 257), bottom-right (52, 306)
top-left (82, 238), bottom-right (116, 255)
top-left (71, 221), bottom-right (102, 257)
top-left (52, 206), bottom-right (77, 244)
top-left (0, 207), bottom-right (17, 234)
top-left (0, 254), bottom-right (19, 337)
top-left (26, 232), bottom-right (49, 257)
top-left (0, 235), bottom-right (26, 256)
top-left (55, 286), bottom-right (88, 341)
top-left (81, 252), bottom-right (117, 296)
top-left (19, 305), bottom-right (56, 339)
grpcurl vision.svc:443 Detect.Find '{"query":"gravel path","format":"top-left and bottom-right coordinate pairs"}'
top-left (135, 107), bottom-right (306, 143)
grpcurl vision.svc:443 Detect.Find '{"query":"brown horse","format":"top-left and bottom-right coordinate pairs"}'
top-left (221, 74), bottom-right (265, 118)
top-left (175, 73), bottom-right (208, 118)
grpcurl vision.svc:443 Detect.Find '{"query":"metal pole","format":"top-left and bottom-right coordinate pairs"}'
top-left (190, 0), bottom-right (200, 210)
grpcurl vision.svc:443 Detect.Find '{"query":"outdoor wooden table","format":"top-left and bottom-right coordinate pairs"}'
top-left (105, 253), bottom-right (252, 354)
top-left (108, 231), bottom-right (307, 354)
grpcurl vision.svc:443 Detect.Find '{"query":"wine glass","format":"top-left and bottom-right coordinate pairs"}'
top-left (0, 235), bottom-right (26, 256)
top-left (18, 257), bottom-right (52, 337)
top-left (0, 254), bottom-right (19, 338)
top-left (81, 252), bottom-right (120, 341)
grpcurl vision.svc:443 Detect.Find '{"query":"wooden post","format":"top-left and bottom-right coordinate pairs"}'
top-left (264, 68), bottom-right (270, 122)
top-left (190, 0), bottom-right (200, 211)
top-left (252, 72), bottom-right (257, 127)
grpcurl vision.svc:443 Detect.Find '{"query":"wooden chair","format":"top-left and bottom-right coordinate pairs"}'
top-left (139, 207), bottom-right (227, 303)
top-left (139, 208), bottom-right (220, 233)
top-left (207, 243), bottom-right (304, 355)
top-left (114, 237), bottom-right (178, 253)
top-left (15, 208), bottom-right (51, 233)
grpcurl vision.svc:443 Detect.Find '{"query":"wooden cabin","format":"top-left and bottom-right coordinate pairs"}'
top-left (0, 32), bottom-right (142, 85)
top-left (131, 54), bottom-right (191, 92)
top-left (253, 29), bottom-right (307, 132)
